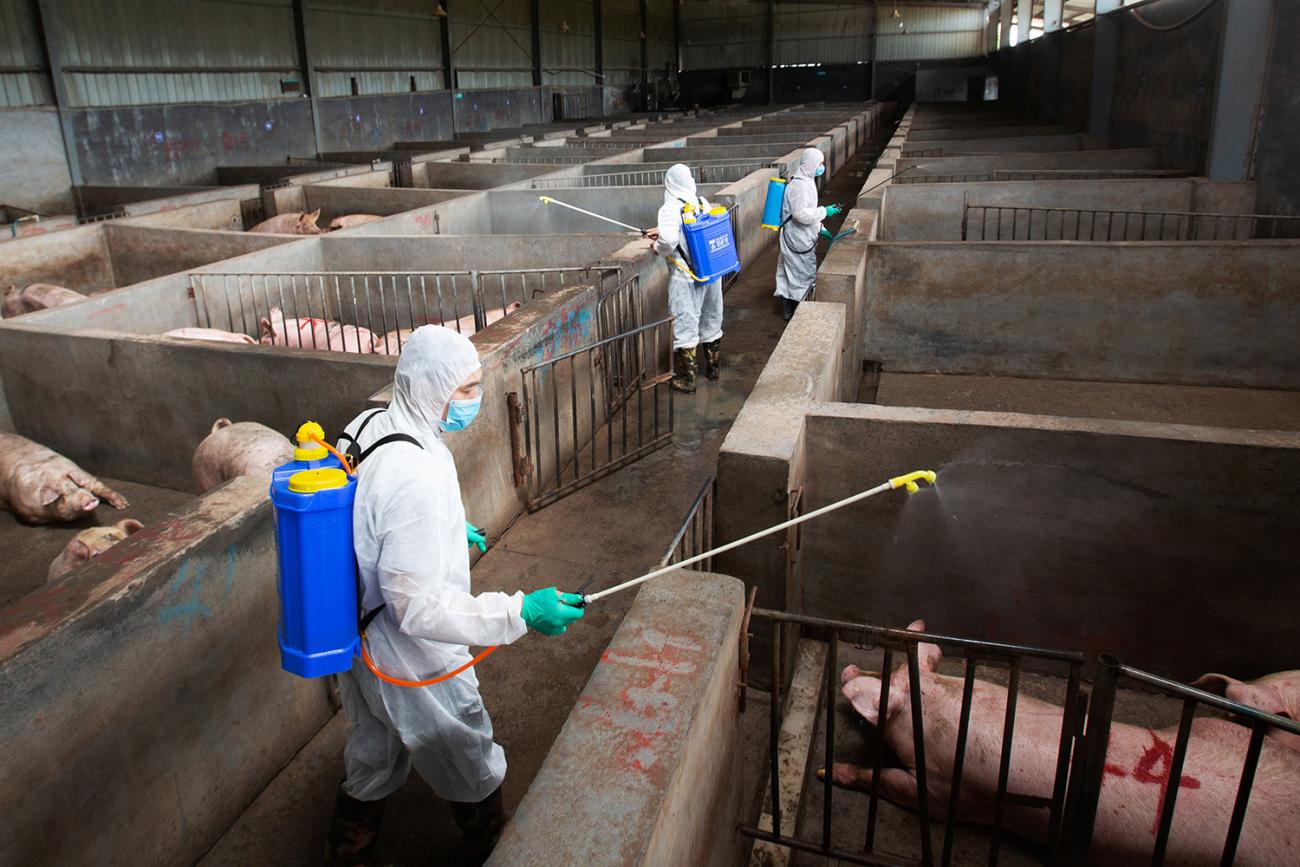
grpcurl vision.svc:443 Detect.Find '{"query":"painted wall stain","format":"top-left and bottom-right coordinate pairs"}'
top-left (157, 545), bottom-right (238, 632)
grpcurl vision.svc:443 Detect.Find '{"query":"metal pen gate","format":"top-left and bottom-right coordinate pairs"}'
top-left (513, 277), bottom-right (676, 510)
top-left (961, 201), bottom-right (1300, 242)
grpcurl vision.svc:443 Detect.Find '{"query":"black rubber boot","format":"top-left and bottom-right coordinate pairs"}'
top-left (326, 788), bottom-right (386, 867)
top-left (449, 785), bottom-right (510, 862)
top-left (702, 339), bottom-right (721, 381)
top-left (781, 298), bottom-right (798, 321)
top-left (672, 347), bottom-right (698, 394)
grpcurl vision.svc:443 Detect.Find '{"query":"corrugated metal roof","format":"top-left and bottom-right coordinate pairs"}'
top-left (680, 1), bottom-right (765, 71)
top-left (308, 0), bottom-right (443, 96)
top-left (451, 0), bottom-right (533, 73)
top-left (0, 0), bottom-right (51, 106)
top-left (874, 3), bottom-right (984, 61)
top-left (774, 3), bottom-right (873, 66)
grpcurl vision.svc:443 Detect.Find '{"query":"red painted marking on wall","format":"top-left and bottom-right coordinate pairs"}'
top-left (1103, 730), bottom-right (1202, 835)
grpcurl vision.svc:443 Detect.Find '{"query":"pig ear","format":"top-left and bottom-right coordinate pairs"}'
top-left (903, 619), bottom-right (942, 673)
top-left (308, 209), bottom-right (321, 221)
top-left (259, 317), bottom-right (273, 338)
top-left (67, 537), bottom-right (94, 563)
top-left (211, 418), bottom-right (232, 434)
top-left (38, 485), bottom-right (61, 506)
top-left (1223, 683), bottom-right (1289, 718)
top-left (1192, 673), bottom-right (1239, 696)
top-left (117, 518), bottom-right (145, 535)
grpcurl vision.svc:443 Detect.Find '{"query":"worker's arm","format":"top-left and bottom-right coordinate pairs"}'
top-left (653, 202), bottom-right (682, 257)
top-left (375, 487), bottom-right (528, 647)
top-left (788, 178), bottom-right (826, 226)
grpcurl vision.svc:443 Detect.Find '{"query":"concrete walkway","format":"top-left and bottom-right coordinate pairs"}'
top-left (198, 140), bottom-right (885, 867)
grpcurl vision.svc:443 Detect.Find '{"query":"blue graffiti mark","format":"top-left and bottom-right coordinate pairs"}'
top-left (159, 558), bottom-right (212, 631)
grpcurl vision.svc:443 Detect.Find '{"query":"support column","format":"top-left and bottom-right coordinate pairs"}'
top-left (439, 2), bottom-right (455, 91)
top-left (593, 0), bottom-right (603, 88)
top-left (529, 0), bottom-right (541, 87)
top-left (999, 0), bottom-right (1013, 51)
top-left (638, 0), bottom-right (648, 111)
top-left (32, 0), bottom-right (83, 186)
top-left (1207, 0), bottom-right (1274, 180)
top-left (1016, 0), bottom-right (1032, 43)
top-left (290, 0), bottom-right (322, 156)
top-left (766, 0), bottom-right (775, 104)
top-left (1087, 0), bottom-right (1122, 138)
top-left (1044, 0), bottom-right (1063, 32)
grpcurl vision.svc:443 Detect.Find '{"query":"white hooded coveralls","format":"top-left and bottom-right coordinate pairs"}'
top-left (774, 148), bottom-right (827, 303)
top-left (335, 325), bottom-right (528, 804)
top-left (654, 163), bottom-right (724, 350)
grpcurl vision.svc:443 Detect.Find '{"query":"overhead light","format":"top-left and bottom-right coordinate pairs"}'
top-left (892, 6), bottom-right (901, 18)
top-left (560, 19), bottom-right (570, 32)
top-left (434, 3), bottom-right (446, 17)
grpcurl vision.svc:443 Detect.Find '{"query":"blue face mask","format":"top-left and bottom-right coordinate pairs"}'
top-left (814, 166), bottom-right (825, 177)
top-left (441, 396), bottom-right (482, 432)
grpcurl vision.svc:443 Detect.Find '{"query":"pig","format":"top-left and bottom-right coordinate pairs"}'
top-left (373, 302), bottom-right (524, 355)
top-left (163, 327), bottom-right (257, 345)
top-left (1194, 670), bottom-right (1300, 753)
top-left (326, 213), bottom-right (383, 231)
top-left (825, 620), bottom-right (1300, 866)
top-left (258, 306), bottom-right (378, 353)
top-left (47, 518), bottom-right (144, 580)
top-left (2, 283), bottom-right (86, 318)
top-left (192, 418), bottom-right (295, 493)
top-left (248, 209), bottom-right (322, 235)
top-left (0, 434), bottom-right (129, 524)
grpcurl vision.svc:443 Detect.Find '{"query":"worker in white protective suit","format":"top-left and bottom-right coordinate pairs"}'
top-left (645, 163), bottom-right (723, 393)
top-left (326, 325), bottom-right (584, 866)
top-left (774, 147), bottom-right (841, 321)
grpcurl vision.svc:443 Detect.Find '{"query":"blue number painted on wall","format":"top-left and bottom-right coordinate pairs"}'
top-left (159, 545), bottom-right (239, 631)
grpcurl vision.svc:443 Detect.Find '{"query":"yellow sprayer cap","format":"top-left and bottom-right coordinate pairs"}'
top-left (708, 206), bottom-right (726, 217)
top-left (288, 467), bottom-right (348, 494)
top-left (294, 421), bottom-right (328, 462)
top-left (682, 215), bottom-right (696, 224)
top-left (770, 177), bottom-right (787, 184)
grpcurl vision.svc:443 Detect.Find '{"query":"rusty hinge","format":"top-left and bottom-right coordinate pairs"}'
top-left (738, 584), bottom-right (757, 713)
top-left (506, 392), bottom-right (532, 487)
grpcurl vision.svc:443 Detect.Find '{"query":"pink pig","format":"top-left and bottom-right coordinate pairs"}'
top-left (163, 327), bottom-right (257, 345)
top-left (258, 306), bottom-right (378, 353)
top-left (827, 620), bottom-right (1300, 866)
top-left (0, 433), bottom-right (129, 524)
top-left (2, 283), bottom-right (86, 318)
top-left (326, 213), bottom-right (383, 230)
top-left (248, 209), bottom-right (322, 234)
top-left (47, 518), bottom-right (145, 580)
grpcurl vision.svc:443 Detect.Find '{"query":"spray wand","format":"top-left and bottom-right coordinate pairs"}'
top-left (537, 195), bottom-right (648, 234)
top-left (575, 469), bottom-right (936, 606)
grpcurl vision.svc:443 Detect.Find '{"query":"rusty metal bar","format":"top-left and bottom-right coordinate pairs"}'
top-left (940, 656), bottom-right (977, 866)
top-left (1151, 698), bottom-right (1197, 865)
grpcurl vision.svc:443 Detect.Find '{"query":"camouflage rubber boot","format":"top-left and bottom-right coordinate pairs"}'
top-left (702, 339), bottom-right (721, 381)
top-left (449, 785), bottom-right (511, 861)
top-left (326, 789), bottom-right (386, 867)
top-left (672, 347), bottom-right (698, 394)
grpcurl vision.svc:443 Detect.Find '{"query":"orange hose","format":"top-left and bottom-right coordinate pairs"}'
top-left (309, 433), bottom-right (499, 687)
top-left (361, 640), bottom-right (499, 687)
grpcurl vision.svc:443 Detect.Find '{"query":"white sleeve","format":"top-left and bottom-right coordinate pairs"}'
top-left (375, 485), bottom-right (528, 647)
top-left (654, 202), bottom-right (681, 257)
top-left (788, 179), bottom-right (826, 226)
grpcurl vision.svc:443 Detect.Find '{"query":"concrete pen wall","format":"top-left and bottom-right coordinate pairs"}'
top-left (895, 148), bottom-right (1163, 178)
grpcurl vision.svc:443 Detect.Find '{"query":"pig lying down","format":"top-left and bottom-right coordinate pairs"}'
top-left (247, 209), bottom-right (322, 235)
top-left (326, 213), bottom-right (382, 231)
top-left (192, 419), bottom-right (295, 493)
top-left (259, 306), bottom-right (378, 353)
top-left (827, 621), bottom-right (1299, 866)
top-left (373, 302), bottom-right (522, 354)
top-left (0, 434), bottom-right (129, 524)
top-left (48, 519), bottom-right (144, 581)
top-left (2, 283), bottom-right (86, 318)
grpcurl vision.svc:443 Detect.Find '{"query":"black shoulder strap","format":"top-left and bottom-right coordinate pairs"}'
top-left (337, 407), bottom-right (385, 451)
top-left (355, 432), bottom-right (422, 464)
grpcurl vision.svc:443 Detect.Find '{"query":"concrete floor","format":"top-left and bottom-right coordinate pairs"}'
top-left (865, 372), bottom-right (1300, 431)
top-left (0, 477), bottom-right (193, 609)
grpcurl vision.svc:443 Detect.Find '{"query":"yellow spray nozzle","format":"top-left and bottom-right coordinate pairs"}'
top-left (889, 469), bottom-right (937, 494)
top-left (538, 195), bottom-right (553, 204)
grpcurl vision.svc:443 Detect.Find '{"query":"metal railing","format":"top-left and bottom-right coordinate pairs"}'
top-left (492, 154), bottom-right (592, 165)
top-left (896, 169), bottom-right (1185, 185)
top-left (517, 312), bottom-right (675, 510)
top-left (659, 475), bottom-right (716, 569)
top-left (532, 161), bottom-right (773, 189)
top-left (240, 197), bottom-right (266, 229)
top-left (76, 209), bottom-right (128, 225)
top-left (741, 609), bottom-right (1085, 867)
top-left (962, 203), bottom-right (1300, 241)
top-left (188, 266), bottom-right (613, 353)
top-left (738, 611), bottom-right (1300, 866)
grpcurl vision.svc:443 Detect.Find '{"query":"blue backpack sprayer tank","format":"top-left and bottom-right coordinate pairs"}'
top-left (761, 177), bottom-right (786, 231)
top-left (537, 192), bottom-right (740, 283)
top-left (271, 421), bottom-right (500, 686)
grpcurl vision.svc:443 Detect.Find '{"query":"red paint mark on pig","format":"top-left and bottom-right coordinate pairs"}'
top-left (1104, 730), bottom-right (1202, 835)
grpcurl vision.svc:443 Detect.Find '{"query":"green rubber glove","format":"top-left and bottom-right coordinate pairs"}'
top-left (818, 228), bottom-right (834, 240)
top-left (824, 204), bottom-right (842, 218)
top-left (521, 588), bottom-right (586, 636)
top-left (466, 521), bottom-right (487, 553)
